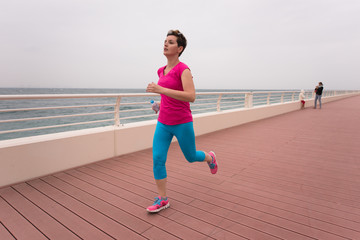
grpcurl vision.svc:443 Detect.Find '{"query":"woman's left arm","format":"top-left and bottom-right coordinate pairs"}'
top-left (146, 69), bottom-right (196, 102)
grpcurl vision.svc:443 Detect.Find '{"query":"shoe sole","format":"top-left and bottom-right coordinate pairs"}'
top-left (147, 202), bottom-right (170, 213)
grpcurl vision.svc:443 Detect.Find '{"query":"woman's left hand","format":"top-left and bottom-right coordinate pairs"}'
top-left (147, 69), bottom-right (195, 102)
top-left (146, 82), bottom-right (163, 94)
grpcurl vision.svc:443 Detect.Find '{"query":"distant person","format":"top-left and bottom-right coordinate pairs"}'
top-left (299, 89), bottom-right (305, 109)
top-left (146, 30), bottom-right (218, 213)
top-left (314, 82), bottom-right (324, 109)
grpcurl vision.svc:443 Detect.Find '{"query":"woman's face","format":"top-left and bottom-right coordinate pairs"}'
top-left (163, 35), bottom-right (182, 56)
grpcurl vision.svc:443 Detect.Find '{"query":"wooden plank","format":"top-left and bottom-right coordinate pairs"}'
top-left (12, 182), bottom-right (113, 240)
top-left (50, 170), bottom-right (210, 239)
top-left (81, 163), bottom-right (277, 239)
top-left (82, 162), bottom-right (280, 239)
top-left (0, 222), bottom-right (15, 240)
top-left (29, 177), bottom-right (146, 239)
top-left (98, 150), bottom-right (360, 238)
top-left (0, 187), bottom-right (79, 239)
top-left (141, 226), bottom-right (180, 240)
top-left (0, 196), bottom-right (46, 240)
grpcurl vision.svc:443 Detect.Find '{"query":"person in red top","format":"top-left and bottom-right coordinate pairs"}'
top-left (146, 30), bottom-right (218, 213)
top-left (156, 61), bottom-right (193, 125)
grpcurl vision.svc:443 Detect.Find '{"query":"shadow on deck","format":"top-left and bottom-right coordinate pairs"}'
top-left (1, 96), bottom-right (360, 239)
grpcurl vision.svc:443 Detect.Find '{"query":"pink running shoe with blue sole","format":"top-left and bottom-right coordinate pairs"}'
top-left (146, 196), bottom-right (170, 213)
top-left (208, 151), bottom-right (218, 174)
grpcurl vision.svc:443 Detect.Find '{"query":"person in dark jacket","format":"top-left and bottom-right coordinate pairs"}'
top-left (314, 82), bottom-right (324, 109)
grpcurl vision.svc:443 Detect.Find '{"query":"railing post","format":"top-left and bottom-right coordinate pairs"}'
top-left (291, 92), bottom-right (295, 102)
top-left (245, 93), bottom-right (248, 107)
top-left (250, 93), bottom-right (253, 108)
top-left (245, 92), bottom-right (253, 108)
top-left (114, 96), bottom-right (121, 127)
top-left (267, 93), bottom-right (271, 105)
top-left (217, 94), bottom-right (222, 112)
top-left (281, 93), bottom-right (284, 103)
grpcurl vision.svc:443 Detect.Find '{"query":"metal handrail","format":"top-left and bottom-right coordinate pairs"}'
top-left (0, 90), bottom-right (358, 139)
top-left (0, 103), bottom-right (115, 113)
top-left (0, 111), bottom-right (115, 123)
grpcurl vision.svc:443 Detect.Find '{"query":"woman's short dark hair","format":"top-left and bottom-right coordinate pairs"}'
top-left (167, 30), bottom-right (187, 57)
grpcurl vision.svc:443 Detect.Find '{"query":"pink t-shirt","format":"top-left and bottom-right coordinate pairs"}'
top-left (157, 62), bottom-right (193, 125)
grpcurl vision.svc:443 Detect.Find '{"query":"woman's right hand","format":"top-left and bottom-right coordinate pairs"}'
top-left (151, 102), bottom-right (160, 114)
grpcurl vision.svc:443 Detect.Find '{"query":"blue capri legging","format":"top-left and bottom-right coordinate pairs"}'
top-left (153, 121), bottom-right (206, 180)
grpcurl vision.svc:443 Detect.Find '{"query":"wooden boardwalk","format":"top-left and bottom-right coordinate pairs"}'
top-left (1, 95), bottom-right (360, 240)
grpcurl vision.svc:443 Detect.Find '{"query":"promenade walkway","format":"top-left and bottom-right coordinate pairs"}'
top-left (1, 95), bottom-right (360, 240)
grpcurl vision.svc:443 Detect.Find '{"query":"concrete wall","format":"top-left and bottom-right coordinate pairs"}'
top-left (0, 93), bottom-right (358, 187)
top-left (194, 92), bottom-right (356, 136)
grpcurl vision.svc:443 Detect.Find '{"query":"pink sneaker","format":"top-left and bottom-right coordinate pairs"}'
top-left (146, 196), bottom-right (170, 213)
top-left (208, 151), bottom-right (218, 174)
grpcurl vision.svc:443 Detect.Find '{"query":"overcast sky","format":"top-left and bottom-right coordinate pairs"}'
top-left (1, 0), bottom-right (359, 90)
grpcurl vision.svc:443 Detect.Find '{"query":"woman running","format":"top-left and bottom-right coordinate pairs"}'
top-left (146, 29), bottom-right (218, 213)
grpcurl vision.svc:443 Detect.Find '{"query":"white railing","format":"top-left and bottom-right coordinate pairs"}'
top-left (0, 90), bottom-right (357, 140)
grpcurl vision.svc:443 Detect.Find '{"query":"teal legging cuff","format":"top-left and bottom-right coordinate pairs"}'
top-left (152, 121), bottom-right (206, 180)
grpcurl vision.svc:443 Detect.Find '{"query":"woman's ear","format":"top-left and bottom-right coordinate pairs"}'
top-left (178, 46), bottom-right (184, 55)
